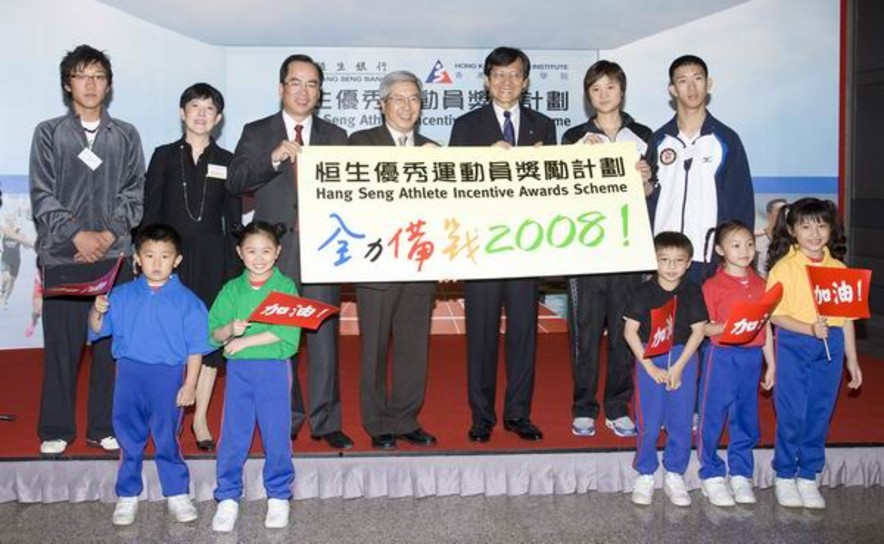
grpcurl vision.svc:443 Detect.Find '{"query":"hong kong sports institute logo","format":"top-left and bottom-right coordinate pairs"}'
top-left (425, 60), bottom-right (453, 84)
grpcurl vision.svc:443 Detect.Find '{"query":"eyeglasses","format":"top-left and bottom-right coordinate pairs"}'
top-left (70, 73), bottom-right (108, 84)
top-left (386, 95), bottom-right (421, 107)
top-left (284, 79), bottom-right (319, 90)
top-left (489, 71), bottom-right (524, 82)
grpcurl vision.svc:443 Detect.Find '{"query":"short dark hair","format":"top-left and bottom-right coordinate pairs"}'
top-left (60, 44), bottom-right (113, 99)
top-left (654, 231), bottom-right (694, 259)
top-left (484, 46), bottom-right (531, 78)
top-left (583, 60), bottom-right (626, 97)
top-left (279, 54), bottom-right (324, 86)
top-left (668, 54), bottom-right (708, 83)
top-left (134, 223), bottom-right (182, 254)
top-left (179, 82), bottom-right (225, 113)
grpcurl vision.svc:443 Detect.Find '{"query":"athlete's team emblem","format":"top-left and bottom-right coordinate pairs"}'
top-left (425, 60), bottom-right (453, 84)
top-left (659, 148), bottom-right (677, 166)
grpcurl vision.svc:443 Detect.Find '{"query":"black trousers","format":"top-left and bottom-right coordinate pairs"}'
top-left (465, 278), bottom-right (538, 427)
top-left (566, 273), bottom-right (640, 420)
top-left (38, 261), bottom-right (134, 442)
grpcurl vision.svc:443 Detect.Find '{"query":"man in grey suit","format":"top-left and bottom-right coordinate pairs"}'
top-left (348, 71), bottom-right (438, 450)
top-left (227, 54), bottom-right (353, 450)
top-left (449, 46), bottom-right (557, 444)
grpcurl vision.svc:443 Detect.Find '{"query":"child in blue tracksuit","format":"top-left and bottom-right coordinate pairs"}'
top-left (623, 232), bottom-right (708, 507)
top-left (209, 221), bottom-right (301, 532)
top-left (89, 224), bottom-right (212, 526)
top-left (698, 220), bottom-right (775, 507)
top-left (766, 198), bottom-right (862, 509)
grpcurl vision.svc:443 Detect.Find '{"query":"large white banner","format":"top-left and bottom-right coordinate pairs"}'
top-left (298, 142), bottom-right (656, 283)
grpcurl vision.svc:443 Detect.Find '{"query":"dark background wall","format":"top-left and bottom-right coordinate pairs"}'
top-left (849, 0), bottom-right (884, 316)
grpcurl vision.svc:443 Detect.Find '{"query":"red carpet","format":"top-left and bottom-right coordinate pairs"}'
top-left (1, 335), bottom-right (881, 459)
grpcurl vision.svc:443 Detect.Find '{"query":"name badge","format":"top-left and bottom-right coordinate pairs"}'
top-left (78, 147), bottom-right (103, 171)
top-left (207, 164), bottom-right (228, 180)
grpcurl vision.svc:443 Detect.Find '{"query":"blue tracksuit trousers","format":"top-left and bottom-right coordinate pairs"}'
top-left (215, 358), bottom-right (294, 501)
top-left (113, 358), bottom-right (188, 498)
top-left (697, 345), bottom-right (762, 479)
top-left (633, 345), bottom-right (698, 475)
top-left (773, 327), bottom-right (844, 480)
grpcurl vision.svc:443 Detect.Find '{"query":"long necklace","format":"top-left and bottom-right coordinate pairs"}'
top-left (179, 143), bottom-right (212, 223)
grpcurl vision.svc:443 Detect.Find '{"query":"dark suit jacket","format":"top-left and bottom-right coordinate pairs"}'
top-left (227, 112), bottom-right (347, 228)
top-left (226, 112), bottom-right (347, 280)
top-left (348, 125), bottom-right (436, 295)
top-left (449, 104), bottom-right (557, 147)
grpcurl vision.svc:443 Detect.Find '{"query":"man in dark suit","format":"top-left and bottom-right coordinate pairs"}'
top-left (449, 46), bottom-right (557, 443)
top-left (348, 71), bottom-right (438, 450)
top-left (226, 54), bottom-right (353, 450)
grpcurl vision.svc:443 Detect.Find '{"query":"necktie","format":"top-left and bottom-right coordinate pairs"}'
top-left (398, 135), bottom-right (408, 147)
top-left (292, 124), bottom-right (304, 233)
top-left (293, 124), bottom-right (304, 188)
top-left (503, 110), bottom-right (515, 146)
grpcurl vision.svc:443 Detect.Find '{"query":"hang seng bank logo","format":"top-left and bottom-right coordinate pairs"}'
top-left (425, 60), bottom-right (453, 84)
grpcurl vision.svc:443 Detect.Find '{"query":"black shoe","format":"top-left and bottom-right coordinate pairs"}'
top-left (191, 424), bottom-right (216, 452)
top-left (468, 423), bottom-right (492, 443)
top-left (311, 430), bottom-right (354, 450)
top-left (396, 428), bottom-right (437, 447)
top-left (371, 434), bottom-right (397, 450)
top-left (503, 418), bottom-right (543, 441)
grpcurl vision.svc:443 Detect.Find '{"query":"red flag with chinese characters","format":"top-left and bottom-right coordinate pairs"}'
top-left (718, 282), bottom-right (783, 344)
top-left (643, 296), bottom-right (676, 358)
top-left (247, 291), bottom-right (340, 330)
top-left (43, 255), bottom-right (124, 298)
top-left (807, 266), bottom-right (873, 319)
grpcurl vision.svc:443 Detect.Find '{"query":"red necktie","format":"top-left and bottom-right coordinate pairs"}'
top-left (293, 124), bottom-right (304, 188)
top-left (292, 124), bottom-right (304, 232)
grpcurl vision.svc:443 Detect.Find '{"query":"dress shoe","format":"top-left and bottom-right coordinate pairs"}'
top-left (371, 434), bottom-right (396, 449)
top-left (396, 428), bottom-right (437, 446)
top-left (191, 424), bottom-right (216, 452)
top-left (468, 423), bottom-right (492, 443)
top-left (503, 418), bottom-right (543, 441)
top-left (311, 430), bottom-right (354, 450)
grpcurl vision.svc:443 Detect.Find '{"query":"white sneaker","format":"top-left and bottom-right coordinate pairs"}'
top-left (265, 498), bottom-right (290, 529)
top-left (774, 477), bottom-right (802, 508)
top-left (167, 494), bottom-right (198, 523)
top-left (631, 474), bottom-right (655, 506)
top-left (797, 478), bottom-right (826, 509)
top-left (87, 436), bottom-right (120, 452)
top-left (571, 417), bottom-right (596, 437)
top-left (729, 476), bottom-right (757, 504)
top-left (700, 477), bottom-right (735, 507)
top-left (112, 496), bottom-right (138, 526)
top-left (39, 439), bottom-right (67, 456)
top-left (212, 499), bottom-right (239, 532)
top-left (663, 472), bottom-right (692, 507)
top-left (605, 416), bottom-right (637, 438)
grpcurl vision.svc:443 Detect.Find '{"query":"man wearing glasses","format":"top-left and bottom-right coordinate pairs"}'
top-left (227, 54), bottom-right (353, 450)
top-left (29, 44), bottom-right (144, 456)
top-left (449, 46), bottom-right (557, 443)
top-left (348, 71), bottom-right (438, 450)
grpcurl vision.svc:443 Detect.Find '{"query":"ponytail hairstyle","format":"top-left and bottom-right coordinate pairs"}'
top-left (231, 221), bottom-right (287, 247)
top-left (703, 219), bottom-right (758, 277)
top-left (765, 197), bottom-right (846, 272)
